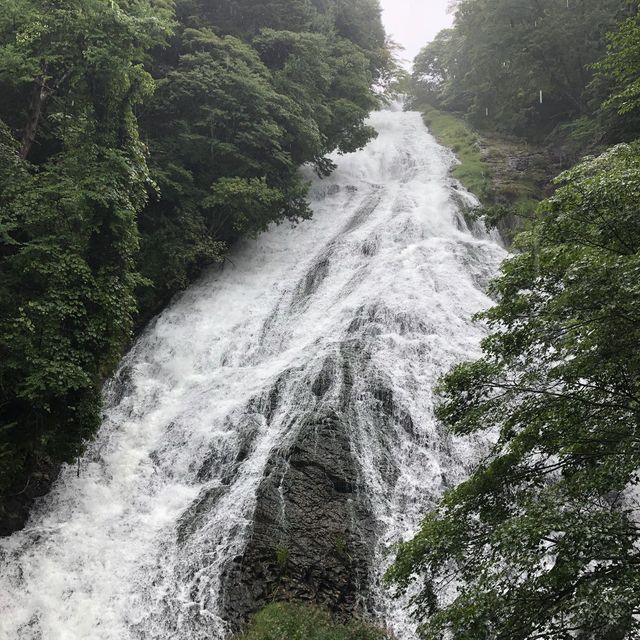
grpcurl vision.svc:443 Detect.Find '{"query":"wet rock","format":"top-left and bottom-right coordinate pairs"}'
top-left (176, 486), bottom-right (227, 544)
top-left (342, 190), bottom-right (383, 234)
top-left (301, 256), bottom-right (331, 298)
top-left (361, 237), bottom-right (380, 257)
top-left (0, 458), bottom-right (60, 537)
top-left (220, 411), bottom-right (376, 630)
top-left (312, 359), bottom-right (336, 398)
top-left (373, 387), bottom-right (394, 416)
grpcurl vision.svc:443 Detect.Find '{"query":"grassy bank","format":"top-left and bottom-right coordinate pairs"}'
top-left (234, 603), bottom-right (391, 640)
top-left (421, 105), bottom-right (493, 200)
top-left (419, 104), bottom-right (550, 242)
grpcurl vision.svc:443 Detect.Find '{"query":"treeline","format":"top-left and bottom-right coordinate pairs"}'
top-left (388, 3), bottom-right (640, 639)
top-left (412, 0), bottom-right (639, 143)
top-left (0, 0), bottom-right (388, 529)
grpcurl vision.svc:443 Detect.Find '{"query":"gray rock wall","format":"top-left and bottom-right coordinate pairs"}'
top-left (220, 410), bottom-right (376, 629)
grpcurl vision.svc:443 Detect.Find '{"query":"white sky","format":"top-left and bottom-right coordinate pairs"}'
top-left (380, 0), bottom-right (454, 66)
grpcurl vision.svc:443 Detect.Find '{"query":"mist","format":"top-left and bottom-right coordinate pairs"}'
top-left (380, 0), bottom-right (454, 65)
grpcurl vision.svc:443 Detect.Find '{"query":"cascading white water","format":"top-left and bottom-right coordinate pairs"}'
top-left (0, 107), bottom-right (506, 640)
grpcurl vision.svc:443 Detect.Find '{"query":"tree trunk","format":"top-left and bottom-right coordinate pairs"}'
top-left (20, 78), bottom-right (48, 161)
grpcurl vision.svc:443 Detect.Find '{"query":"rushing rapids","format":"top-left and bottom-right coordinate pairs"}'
top-left (0, 107), bottom-right (506, 640)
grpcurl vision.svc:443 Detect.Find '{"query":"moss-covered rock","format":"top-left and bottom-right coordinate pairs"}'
top-left (233, 603), bottom-right (391, 640)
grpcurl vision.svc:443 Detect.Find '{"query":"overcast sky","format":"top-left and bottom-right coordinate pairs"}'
top-left (380, 0), bottom-right (454, 67)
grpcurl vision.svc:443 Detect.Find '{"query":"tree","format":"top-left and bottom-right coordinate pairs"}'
top-left (601, 6), bottom-right (640, 116)
top-left (136, 0), bottom-right (383, 316)
top-left (0, 0), bottom-right (172, 513)
top-left (594, 4), bottom-right (640, 142)
top-left (387, 142), bottom-right (640, 639)
top-left (411, 0), bottom-right (627, 138)
top-left (411, 30), bottom-right (458, 107)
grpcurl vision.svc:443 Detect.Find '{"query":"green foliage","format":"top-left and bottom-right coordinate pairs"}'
top-left (334, 535), bottom-right (351, 561)
top-left (0, 0), bottom-right (389, 519)
top-left (136, 0), bottom-right (384, 315)
top-left (387, 141), bottom-right (640, 639)
top-left (275, 546), bottom-right (290, 569)
top-left (601, 8), bottom-right (640, 115)
top-left (0, 0), bottom-right (173, 156)
top-left (234, 603), bottom-right (390, 640)
top-left (412, 0), bottom-right (628, 140)
top-left (420, 104), bottom-right (492, 200)
top-left (0, 0), bottom-right (171, 503)
top-left (594, 5), bottom-right (640, 142)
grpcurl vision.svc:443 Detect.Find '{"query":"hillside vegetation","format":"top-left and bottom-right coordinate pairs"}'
top-left (234, 603), bottom-right (390, 640)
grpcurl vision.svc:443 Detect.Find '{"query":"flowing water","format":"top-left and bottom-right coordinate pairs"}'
top-left (0, 107), bottom-right (506, 640)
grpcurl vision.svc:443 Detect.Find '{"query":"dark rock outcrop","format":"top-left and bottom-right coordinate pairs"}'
top-left (0, 458), bottom-right (60, 536)
top-left (220, 411), bottom-right (376, 630)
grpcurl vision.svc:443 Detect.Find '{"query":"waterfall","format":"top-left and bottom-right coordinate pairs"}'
top-left (0, 108), bottom-right (506, 640)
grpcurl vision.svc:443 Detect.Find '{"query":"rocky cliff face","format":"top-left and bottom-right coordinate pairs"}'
top-left (220, 410), bottom-right (376, 629)
top-left (215, 308), bottom-right (409, 631)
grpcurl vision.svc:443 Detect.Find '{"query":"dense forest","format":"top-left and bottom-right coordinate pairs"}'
top-left (0, 0), bottom-right (389, 531)
top-left (411, 0), bottom-right (639, 143)
top-left (389, 1), bottom-right (640, 639)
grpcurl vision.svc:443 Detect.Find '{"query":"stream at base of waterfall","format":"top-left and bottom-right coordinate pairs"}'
top-left (0, 106), bottom-right (506, 640)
